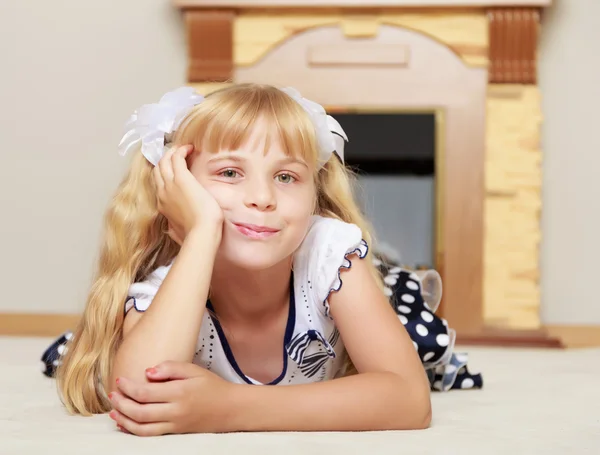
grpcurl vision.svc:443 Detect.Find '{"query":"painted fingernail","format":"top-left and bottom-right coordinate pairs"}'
top-left (146, 367), bottom-right (157, 375)
top-left (115, 377), bottom-right (120, 384)
top-left (108, 392), bottom-right (114, 400)
top-left (109, 411), bottom-right (117, 420)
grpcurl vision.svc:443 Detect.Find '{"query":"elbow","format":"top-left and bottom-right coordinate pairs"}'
top-left (410, 387), bottom-right (432, 430)
top-left (414, 401), bottom-right (432, 430)
top-left (388, 379), bottom-right (432, 430)
top-left (391, 398), bottom-right (431, 431)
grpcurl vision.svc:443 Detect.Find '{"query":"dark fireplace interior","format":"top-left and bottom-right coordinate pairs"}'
top-left (334, 112), bottom-right (437, 267)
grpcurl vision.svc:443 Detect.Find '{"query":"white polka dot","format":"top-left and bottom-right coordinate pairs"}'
top-left (421, 311), bottom-right (434, 323)
top-left (409, 272), bottom-right (419, 281)
top-left (461, 378), bottom-right (475, 389)
top-left (433, 380), bottom-right (443, 390)
top-left (65, 332), bottom-right (73, 340)
top-left (442, 319), bottom-right (448, 327)
top-left (416, 324), bottom-right (428, 336)
top-left (52, 360), bottom-right (60, 367)
top-left (455, 353), bottom-right (468, 363)
top-left (373, 258), bottom-right (382, 266)
top-left (39, 361), bottom-right (47, 373)
top-left (397, 305), bottom-right (411, 314)
top-left (383, 286), bottom-right (393, 297)
top-left (406, 280), bottom-right (419, 291)
top-left (423, 352), bottom-right (435, 361)
top-left (384, 275), bottom-right (397, 286)
top-left (436, 334), bottom-right (450, 346)
top-left (401, 294), bottom-right (415, 304)
top-left (57, 345), bottom-right (67, 355)
top-left (413, 341), bottom-right (419, 351)
top-left (389, 267), bottom-right (402, 274)
top-left (445, 364), bottom-right (457, 374)
top-left (399, 315), bottom-right (408, 325)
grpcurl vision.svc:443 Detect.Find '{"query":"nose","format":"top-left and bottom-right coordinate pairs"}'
top-left (243, 177), bottom-right (276, 211)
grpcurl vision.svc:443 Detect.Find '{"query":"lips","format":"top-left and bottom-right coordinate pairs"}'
top-left (232, 222), bottom-right (280, 239)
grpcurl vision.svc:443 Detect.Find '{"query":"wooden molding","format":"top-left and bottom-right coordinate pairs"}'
top-left (185, 10), bottom-right (235, 82)
top-left (458, 325), bottom-right (600, 348)
top-left (0, 313), bottom-right (80, 337)
top-left (545, 325), bottom-right (600, 349)
top-left (457, 327), bottom-right (564, 348)
top-left (174, 0), bottom-right (552, 8)
top-left (488, 7), bottom-right (540, 84)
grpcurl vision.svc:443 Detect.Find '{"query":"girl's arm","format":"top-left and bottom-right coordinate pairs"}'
top-left (228, 256), bottom-right (432, 431)
top-left (111, 226), bottom-right (220, 388)
top-left (111, 145), bottom-right (223, 388)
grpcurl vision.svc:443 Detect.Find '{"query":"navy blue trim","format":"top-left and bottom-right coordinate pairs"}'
top-left (322, 239), bottom-right (369, 315)
top-left (124, 296), bottom-right (148, 314)
top-left (206, 273), bottom-right (296, 385)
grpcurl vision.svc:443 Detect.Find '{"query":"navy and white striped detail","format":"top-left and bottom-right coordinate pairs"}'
top-left (298, 352), bottom-right (331, 378)
top-left (286, 329), bottom-right (336, 365)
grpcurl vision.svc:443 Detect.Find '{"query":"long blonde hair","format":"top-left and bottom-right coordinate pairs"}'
top-left (56, 83), bottom-right (381, 415)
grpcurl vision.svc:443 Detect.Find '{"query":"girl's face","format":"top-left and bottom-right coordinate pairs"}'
top-left (188, 123), bottom-right (317, 271)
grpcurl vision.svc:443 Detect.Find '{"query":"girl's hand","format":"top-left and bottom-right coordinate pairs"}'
top-left (109, 361), bottom-right (234, 436)
top-left (154, 145), bottom-right (223, 243)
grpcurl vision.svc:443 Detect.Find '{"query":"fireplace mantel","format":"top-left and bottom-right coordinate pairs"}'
top-left (172, 0), bottom-right (558, 346)
top-left (174, 0), bottom-right (551, 8)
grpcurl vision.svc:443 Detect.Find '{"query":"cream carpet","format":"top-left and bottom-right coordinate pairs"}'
top-left (1, 336), bottom-right (597, 454)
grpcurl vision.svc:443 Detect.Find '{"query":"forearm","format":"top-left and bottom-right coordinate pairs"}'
top-left (113, 226), bottom-right (220, 383)
top-left (229, 372), bottom-right (432, 432)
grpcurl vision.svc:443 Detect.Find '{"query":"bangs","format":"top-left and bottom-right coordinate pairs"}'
top-left (173, 84), bottom-right (319, 165)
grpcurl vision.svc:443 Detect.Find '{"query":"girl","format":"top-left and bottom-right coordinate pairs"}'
top-left (52, 83), bottom-right (478, 436)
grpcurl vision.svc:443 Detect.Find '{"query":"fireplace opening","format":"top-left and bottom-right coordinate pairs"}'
top-left (332, 111), bottom-right (439, 268)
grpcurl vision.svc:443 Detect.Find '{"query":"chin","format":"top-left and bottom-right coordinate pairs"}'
top-left (216, 225), bottom-right (303, 271)
top-left (217, 241), bottom-right (289, 271)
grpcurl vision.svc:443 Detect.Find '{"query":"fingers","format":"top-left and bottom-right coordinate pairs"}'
top-left (171, 144), bottom-right (194, 178)
top-left (158, 146), bottom-right (177, 183)
top-left (146, 361), bottom-right (205, 381)
top-left (109, 391), bottom-right (174, 424)
top-left (115, 376), bottom-right (180, 404)
top-left (154, 145), bottom-right (193, 209)
top-left (109, 409), bottom-right (173, 437)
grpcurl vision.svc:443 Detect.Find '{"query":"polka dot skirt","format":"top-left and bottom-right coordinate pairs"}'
top-left (374, 255), bottom-right (483, 392)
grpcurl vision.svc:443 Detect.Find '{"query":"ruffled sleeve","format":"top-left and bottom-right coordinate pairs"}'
top-left (299, 216), bottom-right (369, 319)
top-left (124, 264), bottom-right (172, 313)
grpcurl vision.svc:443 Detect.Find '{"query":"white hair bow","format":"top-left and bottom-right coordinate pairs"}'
top-left (118, 87), bottom-right (204, 166)
top-left (118, 86), bottom-right (347, 167)
top-left (279, 87), bottom-right (348, 166)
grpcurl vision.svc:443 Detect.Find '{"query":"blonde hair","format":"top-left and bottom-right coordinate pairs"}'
top-left (56, 83), bottom-right (381, 415)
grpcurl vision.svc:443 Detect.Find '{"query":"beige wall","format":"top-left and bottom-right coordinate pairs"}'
top-left (538, 0), bottom-right (600, 325)
top-left (0, 0), bottom-right (187, 314)
top-left (1, 0), bottom-right (599, 325)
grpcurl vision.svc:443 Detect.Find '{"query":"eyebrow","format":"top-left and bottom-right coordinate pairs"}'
top-left (207, 153), bottom-right (308, 169)
top-left (207, 154), bottom-right (246, 165)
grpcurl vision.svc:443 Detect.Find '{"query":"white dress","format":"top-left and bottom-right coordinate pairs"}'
top-left (124, 215), bottom-right (368, 386)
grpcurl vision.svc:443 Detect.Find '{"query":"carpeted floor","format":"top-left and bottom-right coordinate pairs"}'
top-left (1, 337), bottom-right (597, 454)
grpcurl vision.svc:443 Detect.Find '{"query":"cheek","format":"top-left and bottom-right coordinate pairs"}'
top-left (281, 186), bottom-right (316, 220)
top-left (202, 182), bottom-right (237, 210)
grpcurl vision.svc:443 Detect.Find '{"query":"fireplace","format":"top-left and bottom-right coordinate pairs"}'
top-left (172, 0), bottom-right (558, 346)
top-left (333, 110), bottom-right (438, 269)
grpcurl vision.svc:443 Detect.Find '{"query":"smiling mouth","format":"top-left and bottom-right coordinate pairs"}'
top-left (232, 222), bottom-right (280, 239)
